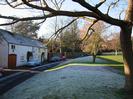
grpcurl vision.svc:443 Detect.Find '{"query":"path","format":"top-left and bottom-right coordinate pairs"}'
top-left (0, 61), bottom-right (62, 94)
top-left (0, 56), bottom-right (128, 99)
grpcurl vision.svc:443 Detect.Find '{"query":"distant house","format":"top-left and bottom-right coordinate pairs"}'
top-left (0, 29), bottom-right (47, 69)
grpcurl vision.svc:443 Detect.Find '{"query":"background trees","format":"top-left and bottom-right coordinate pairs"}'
top-left (110, 33), bottom-right (121, 55)
top-left (61, 20), bottom-right (81, 53)
top-left (101, 33), bottom-right (121, 55)
top-left (8, 20), bottom-right (39, 38)
top-left (40, 19), bottom-right (81, 58)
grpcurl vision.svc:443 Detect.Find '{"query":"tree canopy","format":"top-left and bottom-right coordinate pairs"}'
top-left (0, 0), bottom-right (128, 27)
top-left (7, 20), bottom-right (39, 37)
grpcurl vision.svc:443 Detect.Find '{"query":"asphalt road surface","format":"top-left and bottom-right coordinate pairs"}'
top-left (0, 61), bottom-right (62, 95)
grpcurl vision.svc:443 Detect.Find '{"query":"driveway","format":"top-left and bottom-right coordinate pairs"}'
top-left (0, 61), bottom-right (63, 94)
top-left (0, 56), bottom-right (129, 99)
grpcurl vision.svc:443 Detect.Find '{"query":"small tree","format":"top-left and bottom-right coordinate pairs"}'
top-left (81, 21), bottom-right (104, 63)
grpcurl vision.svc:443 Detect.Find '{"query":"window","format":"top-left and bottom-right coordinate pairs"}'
top-left (20, 56), bottom-right (25, 62)
top-left (11, 44), bottom-right (15, 52)
top-left (11, 45), bottom-right (15, 49)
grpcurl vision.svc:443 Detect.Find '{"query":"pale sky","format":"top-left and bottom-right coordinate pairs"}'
top-left (0, 0), bottom-right (129, 38)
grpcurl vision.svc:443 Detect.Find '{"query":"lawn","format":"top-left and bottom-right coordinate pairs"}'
top-left (48, 55), bottom-right (124, 74)
top-left (97, 55), bottom-right (123, 63)
top-left (97, 55), bottom-right (124, 74)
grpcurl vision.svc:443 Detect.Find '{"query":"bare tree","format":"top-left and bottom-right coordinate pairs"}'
top-left (0, 0), bottom-right (133, 91)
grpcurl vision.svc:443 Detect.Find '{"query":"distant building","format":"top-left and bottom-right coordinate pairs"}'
top-left (0, 29), bottom-right (47, 69)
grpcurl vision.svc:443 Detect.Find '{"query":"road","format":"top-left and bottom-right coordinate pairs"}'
top-left (0, 61), bottom-right (62, 95)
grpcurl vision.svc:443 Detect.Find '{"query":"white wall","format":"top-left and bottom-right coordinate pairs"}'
top-left (9, 44), bottom-right (47, 67)
top-left (32, 47), bottom-right (48, 62)
top-left (32, 47), bottom-right (39, 61)
top-left (0, 38), bottom-right (8, 68)
top-left (9, 44), bottom-right (32, 66)
top-left (44, 48), bottom-right (48, 60)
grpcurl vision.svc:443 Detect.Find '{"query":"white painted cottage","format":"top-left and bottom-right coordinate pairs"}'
top-left (0, 29), bottom-right (47, 69)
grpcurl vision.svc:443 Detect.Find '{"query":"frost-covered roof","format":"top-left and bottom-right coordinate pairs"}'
top-left (0, 29), bottom-right (46, 48)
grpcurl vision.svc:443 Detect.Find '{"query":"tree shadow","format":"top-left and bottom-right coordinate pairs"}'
top-left (116, 88), bottom-right (133, 99)
top-left (96, 57), bottom-right (124, 74)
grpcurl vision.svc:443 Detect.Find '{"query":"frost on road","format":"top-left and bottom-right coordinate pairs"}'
top-left (1, 64), bottom-right (126, 99)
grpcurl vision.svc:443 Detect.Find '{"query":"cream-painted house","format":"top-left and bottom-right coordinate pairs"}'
top-left (0, 29), bottom-right (47, 69)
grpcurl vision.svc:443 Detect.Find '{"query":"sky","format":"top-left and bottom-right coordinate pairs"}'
top-left (0, 0), bottom-right (129, 38)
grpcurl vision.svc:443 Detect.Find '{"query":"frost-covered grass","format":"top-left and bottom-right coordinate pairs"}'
top-left (1, 65), bottom-right (127, 99)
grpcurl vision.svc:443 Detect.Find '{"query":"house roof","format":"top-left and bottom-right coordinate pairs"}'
top-left (0, 29), bottom-right (46, 48)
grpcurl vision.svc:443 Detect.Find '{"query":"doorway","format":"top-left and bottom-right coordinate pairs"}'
top-left (41, 52), bottom-right (45, 63)
top-left (8, 54), bottom-right (17, 68)
top-left (27, 52), bottom-right (33, 62)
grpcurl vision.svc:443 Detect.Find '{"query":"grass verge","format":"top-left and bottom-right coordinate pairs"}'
top-left (47, 55), bottom-right (124, 74)
top-left (97, 55), bottom-right (124, 74)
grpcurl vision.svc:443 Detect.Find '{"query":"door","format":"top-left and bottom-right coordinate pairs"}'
top-left (8, 54), bottom-right (16, 68)
top-left (41, 52), bottom-right (45, 63)
top-left (27, 52), bottom-right (33, 62)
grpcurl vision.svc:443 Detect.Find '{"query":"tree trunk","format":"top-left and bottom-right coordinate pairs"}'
top-left (115, 50), bottom-right (118, 55)
top-left (120, 0), bottom-right (133, 91)
top-left (92, 54), bottom-right (96, 63)
top-left (120, 26), bottom-right (133, 91)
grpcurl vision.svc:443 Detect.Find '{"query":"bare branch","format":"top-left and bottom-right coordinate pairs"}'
top-left (112, 0), bottom-right (120, 8)
top-left (36, 19), bottom-right (47, 26)
top-left (0, 20), bottom-right (19, 26)
top-left (58, 0), bottom-right (65, 8)
top-left (95, 0), bottom-right (106, 8)
top-left (0, 15), bottom-right (18, 20)
top-left (0, 10), bottom-right (100, 25)
top-left (22, 0), bottom-right (55, 12)
top-left (3, 0), bottom-right (33, 9)
top-left (0, 0), bottom-right (126, 27)
top-left (50, 0), bottom-right (65, 10)
top-left (39, 0), bottom-right (46, 16)
top-left (0, 14), bottom-right (54, 26)
top-left (119, 9), bottom-right (124, 20)
top-left (51, 0), bottom-right (60, 10)
top-left (106, 3), bottom-right (112, 15)
top-left (21, 0), bottom-right (99, 18)
top-left (41, 0), bottom-right (48, 7)
top-left (101, 24), bottom-right (112, 33)
top-left (72, 0), bottom-right (125, 26)
top-left (80, 20), bottom-right (99, 42)
top-left (5, 0), bottom-right (23, 8)
top-left (106, 0), bottom-right (120, 15)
